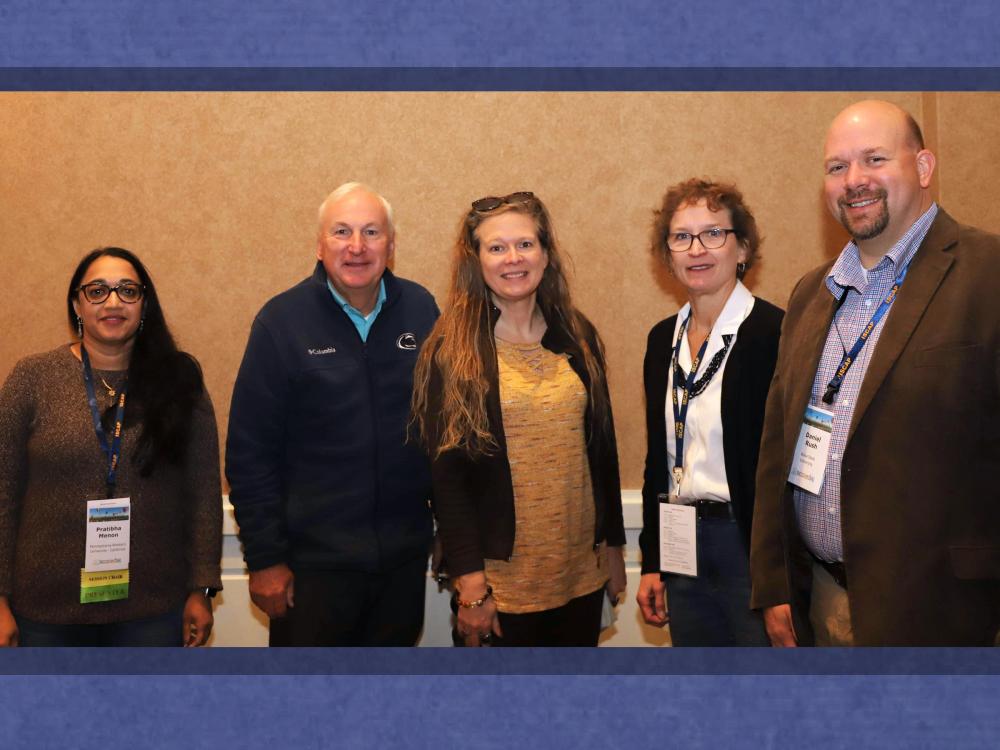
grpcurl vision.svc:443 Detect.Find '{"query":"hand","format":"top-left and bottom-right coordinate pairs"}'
top-left (456, 597), bottom-right (502, 647)
top-left (249, 563), bottom-right (295, 619)
top-left (763, 604), bottom-right (798, 647)
top-left (605, 545), bottom-right (627, 604)
top-left (636, 572), bottom-right (668, 627)
top-left (454, 571), bottom-right (502, 647)
top-left (0, 596), bottom-right (18, 647)
top-left (183, 591), bottom-right (214, 647)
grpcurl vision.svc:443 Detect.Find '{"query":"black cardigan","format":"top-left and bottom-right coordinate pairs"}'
top-left (428, 309), bottom-right (627, 579)
top-left (638, 297), bottom-right (784, 574)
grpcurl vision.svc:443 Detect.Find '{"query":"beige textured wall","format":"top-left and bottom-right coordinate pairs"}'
top-left (934, 92), bottom-right (1000, 232)
top-left (1, 92), bottom-right (995, 487)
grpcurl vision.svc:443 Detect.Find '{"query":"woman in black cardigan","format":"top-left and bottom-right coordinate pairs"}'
top-left (636, 179), bottom-right (783, 646)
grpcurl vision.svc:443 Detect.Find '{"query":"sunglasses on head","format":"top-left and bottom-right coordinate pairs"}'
top-left (470, 191), bottom-right (536, 212)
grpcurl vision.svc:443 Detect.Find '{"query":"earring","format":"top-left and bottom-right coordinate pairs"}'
top-left (139, 317), bottom-right (145, 333)
top-left (76, 316), bottom-right (83, 338)
top-left (737, 262), bottom-right (747, 277)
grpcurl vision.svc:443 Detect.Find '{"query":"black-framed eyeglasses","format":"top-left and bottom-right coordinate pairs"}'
top-left (471, 191), bottom-right (536, 212)
top-left (666, 228), bottom-right (737, 253)
top-left (75, 281), bottom-right (145, 304)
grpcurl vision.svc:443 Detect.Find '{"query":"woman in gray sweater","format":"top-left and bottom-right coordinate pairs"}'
top-left (0, 247), bottom-right (222, 647)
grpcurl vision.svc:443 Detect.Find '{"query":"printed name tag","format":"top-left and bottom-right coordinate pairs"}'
top-left (81, 497), bottom-right (131, 603)
top-left (788, 405), bottom-right (835, 495)
top-left (659, 500), bottom-right (697, 577)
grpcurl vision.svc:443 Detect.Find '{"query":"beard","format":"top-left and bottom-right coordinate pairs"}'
top-left (837, 188), bottom-right (889, 241)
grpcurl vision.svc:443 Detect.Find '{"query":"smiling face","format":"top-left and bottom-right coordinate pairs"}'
top-left (475, 211), bottom-right (548, 309)
top-left (667, 199), bottom-right (747, 302)
top-left (823, 101), bottom-right (936, 262)
top-left (316, 189), bottom-right (394, 313)
top-left (72, 255), bottom-right (144, 352)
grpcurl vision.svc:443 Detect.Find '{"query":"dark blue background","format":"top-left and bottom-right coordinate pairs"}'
top-left (3, 650), bottom-right (1000, 747)
top-left (2, 1), bottom-right (1000, 747)
top-left (1, 0), bottom-right (998, 68)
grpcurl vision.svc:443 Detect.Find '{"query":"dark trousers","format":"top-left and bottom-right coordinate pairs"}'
top-left (494, 587), bottom-right (605, 647)
top-left (15, 607), bottom-right (184, 647)
top-left (269, 556), bottom-right (428, 646)
top-left (665, 514), bottom-right (769, 646)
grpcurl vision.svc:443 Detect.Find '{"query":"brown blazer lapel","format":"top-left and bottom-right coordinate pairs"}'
top-left (847, 211), bottom-right (959, 443)
top-left (785, 274), bottom-right (839, 442)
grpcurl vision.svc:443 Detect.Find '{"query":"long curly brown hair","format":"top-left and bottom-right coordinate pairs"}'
top-left (411, 194), bottom-right (610, 458)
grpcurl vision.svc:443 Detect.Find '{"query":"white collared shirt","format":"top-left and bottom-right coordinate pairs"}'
top-left (665, 281), bottom-right (756, 503)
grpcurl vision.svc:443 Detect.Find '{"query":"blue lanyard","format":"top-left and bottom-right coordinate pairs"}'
top-left (81, 346), bottom-right (128, 497)
top-left (670, 314), bottom-right (710, 490)
top-left (822, 260), bottom-right (911, 405)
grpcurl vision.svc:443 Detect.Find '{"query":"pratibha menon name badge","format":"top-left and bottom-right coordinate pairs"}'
top-left (80, 497), bottom-right (131, 603)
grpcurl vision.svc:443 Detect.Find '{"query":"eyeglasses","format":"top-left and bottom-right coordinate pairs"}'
top-left (471, 191), bottom-right (536, 212)
top-left (75, 281), bottom-right (145, 304)
top-left (666, 228), bottom-right (737, 253)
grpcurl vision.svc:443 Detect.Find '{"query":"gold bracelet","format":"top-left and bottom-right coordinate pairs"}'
top-left (456, 585), bottom-right (494, 608)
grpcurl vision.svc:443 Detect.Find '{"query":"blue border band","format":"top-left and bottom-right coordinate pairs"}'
top-left (2, 67), bottom-right (1000, 91)
top-left (4, 674), bottom-right (1000, 748)
top-left (3, 648), bottom-right (1000, 675)
top-left (2, 0), bottom-right (999, 68)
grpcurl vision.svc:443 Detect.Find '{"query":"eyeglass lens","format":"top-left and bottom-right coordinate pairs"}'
top-left (80, 283), bottom-right (144, 303)
top-left (667, 228), bottom-right (732, 252)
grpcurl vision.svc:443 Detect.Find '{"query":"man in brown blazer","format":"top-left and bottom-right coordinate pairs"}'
top-left (750, 99), bottom-right (1000, 646)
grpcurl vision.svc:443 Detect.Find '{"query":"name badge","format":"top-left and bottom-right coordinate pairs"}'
top-left (658, 495), bottom-right (697, 577)
top-left (788, 405), bottom-right (834, 495)
top-left (81, 497), bottom-right (131, 603)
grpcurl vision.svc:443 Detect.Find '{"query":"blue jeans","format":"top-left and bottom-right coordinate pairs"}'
top-left (664, 513), bottom-right (768, 646)
top-left (15, 607), bottom-right (184, 647)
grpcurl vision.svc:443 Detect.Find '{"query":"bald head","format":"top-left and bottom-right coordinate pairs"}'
top-left (823, 100), bottom-right (936, 263)
top-left (828, 100), bottom-right (924, 152)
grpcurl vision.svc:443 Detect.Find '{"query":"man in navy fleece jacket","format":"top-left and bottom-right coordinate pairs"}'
top-left (227, 182), bottom-right (439, 646)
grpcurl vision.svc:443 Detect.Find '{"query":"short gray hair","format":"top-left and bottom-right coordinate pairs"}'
top-left (317, 182), bottom-right (395, 236)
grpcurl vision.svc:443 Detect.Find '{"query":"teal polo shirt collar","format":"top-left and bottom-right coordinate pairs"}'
top-left (326, 277), bottom-right (387, 342)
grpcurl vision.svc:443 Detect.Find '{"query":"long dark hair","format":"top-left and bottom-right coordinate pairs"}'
top-left (67, 247), bottom-right (205, 476)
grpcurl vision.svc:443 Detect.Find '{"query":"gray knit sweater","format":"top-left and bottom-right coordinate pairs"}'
top-left (0, 346), bottom-right (222, 624)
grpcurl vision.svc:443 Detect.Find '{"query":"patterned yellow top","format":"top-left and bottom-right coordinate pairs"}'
top-left (485, 339), bottom-right (608, 613)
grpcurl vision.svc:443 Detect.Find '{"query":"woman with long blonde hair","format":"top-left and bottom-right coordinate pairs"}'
top-left (412, 192), bottom-right (626, 647)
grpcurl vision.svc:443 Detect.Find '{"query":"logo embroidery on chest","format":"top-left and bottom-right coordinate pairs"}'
top-left (396, 333), bottom-right (418, 350)
top-left (307, 347), bottom-right (337, 356)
